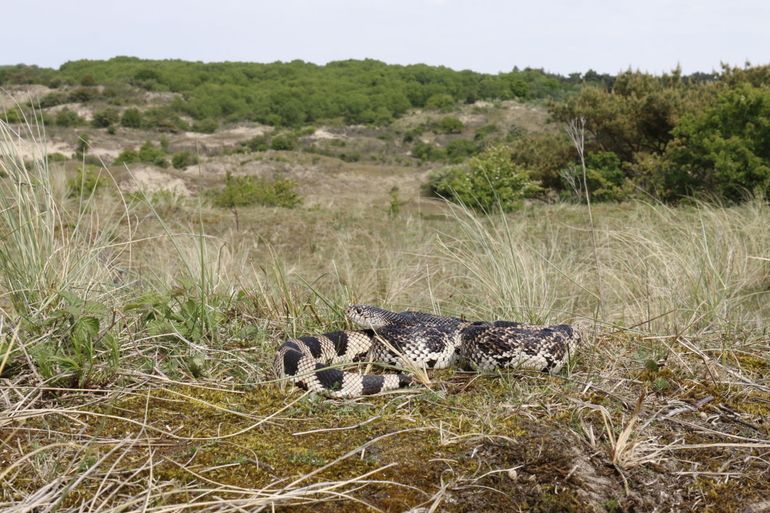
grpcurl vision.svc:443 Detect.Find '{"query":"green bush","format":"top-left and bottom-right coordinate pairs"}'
top-left (68, 87), bottom-right (97, 103)
top-left (507, 132), bottom-right (577, 190)
top-left (211, 173), bottom-right (301, 208)
top-left (426, 144), bottom-right (541, 212)
top-left (270, 134), bottom-right (297, 151)
top-left (138, 142), bottom-right (168, 167)
top-left (115, 141), bottom-right (168, 167)
top-left (445, 139), bottom-right (480, 162)
top-left (474, 124), bottom-right (498, 141)
top-left (436, 116), bottom-right (464, 134)
top-left (68, 165), bottom-right (105, 198)
top-left (91, 108), bottom-right (120, 128)
top-left (191, 119), bottom-right (219, 133)
top-left (243, 135), bottom-right (269, 152)
top-left (142, 108), bottom-right (188, 132)
top-left (412, 141), bottom-right (445, 162)
top-left (172, 151), bottom-right (199, 169)
top-left (3, 108), bottom-right (22, 123)
top-left (74, 134), bottom-right (90, 160)
top-left (425, 93), bottom-right (455, 111)
top-left (114, 149), bottom-right (138, 165)
top-left (120, 108), bottom-right (142, 128)
top-left (656, 83), bottom-right (770, 202)
top-left (55, 108), bottom-right (83, 127)
top-left (38, 92), bottom-right (68, 108)
top-left (584, 151), bottom-right (628, 202)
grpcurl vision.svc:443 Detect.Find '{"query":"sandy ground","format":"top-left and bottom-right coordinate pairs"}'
top-left (119, 165), bottom-right (192, 196)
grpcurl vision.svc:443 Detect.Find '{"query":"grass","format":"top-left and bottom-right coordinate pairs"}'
top-left (1, 117), bottom-right (770, 512)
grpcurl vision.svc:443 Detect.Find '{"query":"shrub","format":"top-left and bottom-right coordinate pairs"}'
top-left (74, 134), bottom-right (90, 160)
top-left (412, 141), bottom-right (445, 161)
top-left (426, 144), bottom-right (541, 212)
top-left (507, 132), bottom-right (577, 191)
top-left (142, 108), bottom-right (188, 132)
top-left (270, 134), bottom-right (297, 151)
top-left (120, 108), bottom-right (142, 128)
top-left (3, 108), bottom-right (22, 123)
top-left (115, 141), bottom-right (168, 167)
top-left (425, 93), bottom-right (455, 111)
top-left (55, 108), bottom-right (83, 127)
top-left (114, 149), bottom-right (139, 165)
top-left (584, 151), bottom-right (628, 202)
top-left (68, 165), bottom-right (105, 198)
top-left (436, 116), bottom-right (464, 134)
top-left (91, 108), bottom-right (120, 128)
top-left (243, 135), bottom-right (269, 152)
top-left (138, 141), bottom-right (168, 167)
top-left (68, 87), bottom-right (97, 103)
top-left (38, 92), bottom-right (67, 108)
top-left (474, 123), bottom-right (498, 141)
top-left (191, 119), bottom-right (218, 133)
top-left (656, 83), bottom-right (770, 202)
top-left (211, 173), bottom-right (301, 209)
top-left (445, 139), bottom-right (480, 162)
top-left (172, 151), bottom-right (199, 169)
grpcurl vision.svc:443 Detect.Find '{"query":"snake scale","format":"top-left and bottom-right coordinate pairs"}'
top-left (273, 305), bottom-right (582, 398)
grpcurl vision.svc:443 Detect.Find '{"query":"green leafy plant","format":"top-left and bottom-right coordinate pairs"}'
top-left (426, 144), bottom-right (541, 212)
top-left (120, 107), bottom-right (142, 128)
top-left (436, 116), bottom-right (464, 134)
top-left (91, 108), bottom-right (120, 128)
top-left (67, 164), bottom-right (106, 198)
top-left (115, 141), bottom-right (169, 167)
top-left (172, 151), bottom-right (199, 169)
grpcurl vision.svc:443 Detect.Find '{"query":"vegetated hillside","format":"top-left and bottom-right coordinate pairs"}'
top-left (3, 58), bottom-right (770, 207)
top-left (0, 57), bottom-right (592, 128)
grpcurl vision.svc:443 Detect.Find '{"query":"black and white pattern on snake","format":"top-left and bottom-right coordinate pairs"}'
top-left (273, 305), bottom-right (582, 398)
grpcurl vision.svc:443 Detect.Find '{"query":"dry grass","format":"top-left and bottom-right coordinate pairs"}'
top-left (1, 118), bottom-right (770, 512)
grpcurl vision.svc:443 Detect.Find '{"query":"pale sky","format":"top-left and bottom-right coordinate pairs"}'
top-left (2, 0), bottom-right (769, 75)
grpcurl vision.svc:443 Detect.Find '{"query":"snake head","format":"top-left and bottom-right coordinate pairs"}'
top-left (345, 304), bottom-right (397, 328)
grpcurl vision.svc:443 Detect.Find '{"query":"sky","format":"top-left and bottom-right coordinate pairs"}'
top-left (2, 0), bottom-right (769, 75)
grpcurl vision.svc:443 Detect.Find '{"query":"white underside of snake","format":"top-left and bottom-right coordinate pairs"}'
top-left (273, 305), bottom-right (582, 398)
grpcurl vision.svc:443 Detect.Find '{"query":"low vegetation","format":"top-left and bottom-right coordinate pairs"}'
top-left (1, 112), bottom-right (769, 511)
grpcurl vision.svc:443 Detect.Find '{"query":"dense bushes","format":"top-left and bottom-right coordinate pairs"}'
top-left (2, 58), bottom-right (579, 128)
top-left (171, 151), bottom-right (199, 170)
top-left (655, 84), bottom-right (770, 201)
top-left (545, 65), bottom-right (770, 204)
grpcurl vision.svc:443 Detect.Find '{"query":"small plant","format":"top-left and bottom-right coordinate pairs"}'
top-left (388, 185), bottom-right (403, 218)
top-left (91, 108), bottom-right (120, 128)
top-left (172, 151), bottom-right (199, 169)
top-left (67, 164), bottom-right (106, 198)
top-left (29, 291), bottom-right (119, 387)
top-left (74, 134), bottom-right (90, 160)
top-left (115, 141), bottom-right (169, 167)
top-left (436, 116), bottom-right (464, 134)
top-left (120, 107), bottom-right (142, 128)
top-left (270, 133), bottom-right (297, 151)
top-left (242, 135), bottom-right (269, 152)
top-left (55, 108), bottom-right (83, 127)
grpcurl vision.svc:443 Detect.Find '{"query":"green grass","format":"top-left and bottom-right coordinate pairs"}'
top-left (1, 117), bottom-right (770, 512)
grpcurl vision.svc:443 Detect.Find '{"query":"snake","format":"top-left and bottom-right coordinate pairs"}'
top-left (273, 305), bottom-right (582, 398)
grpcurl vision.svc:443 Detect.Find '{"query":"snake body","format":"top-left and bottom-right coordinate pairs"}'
top-left (273, 305), bottom-right (581, 398)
